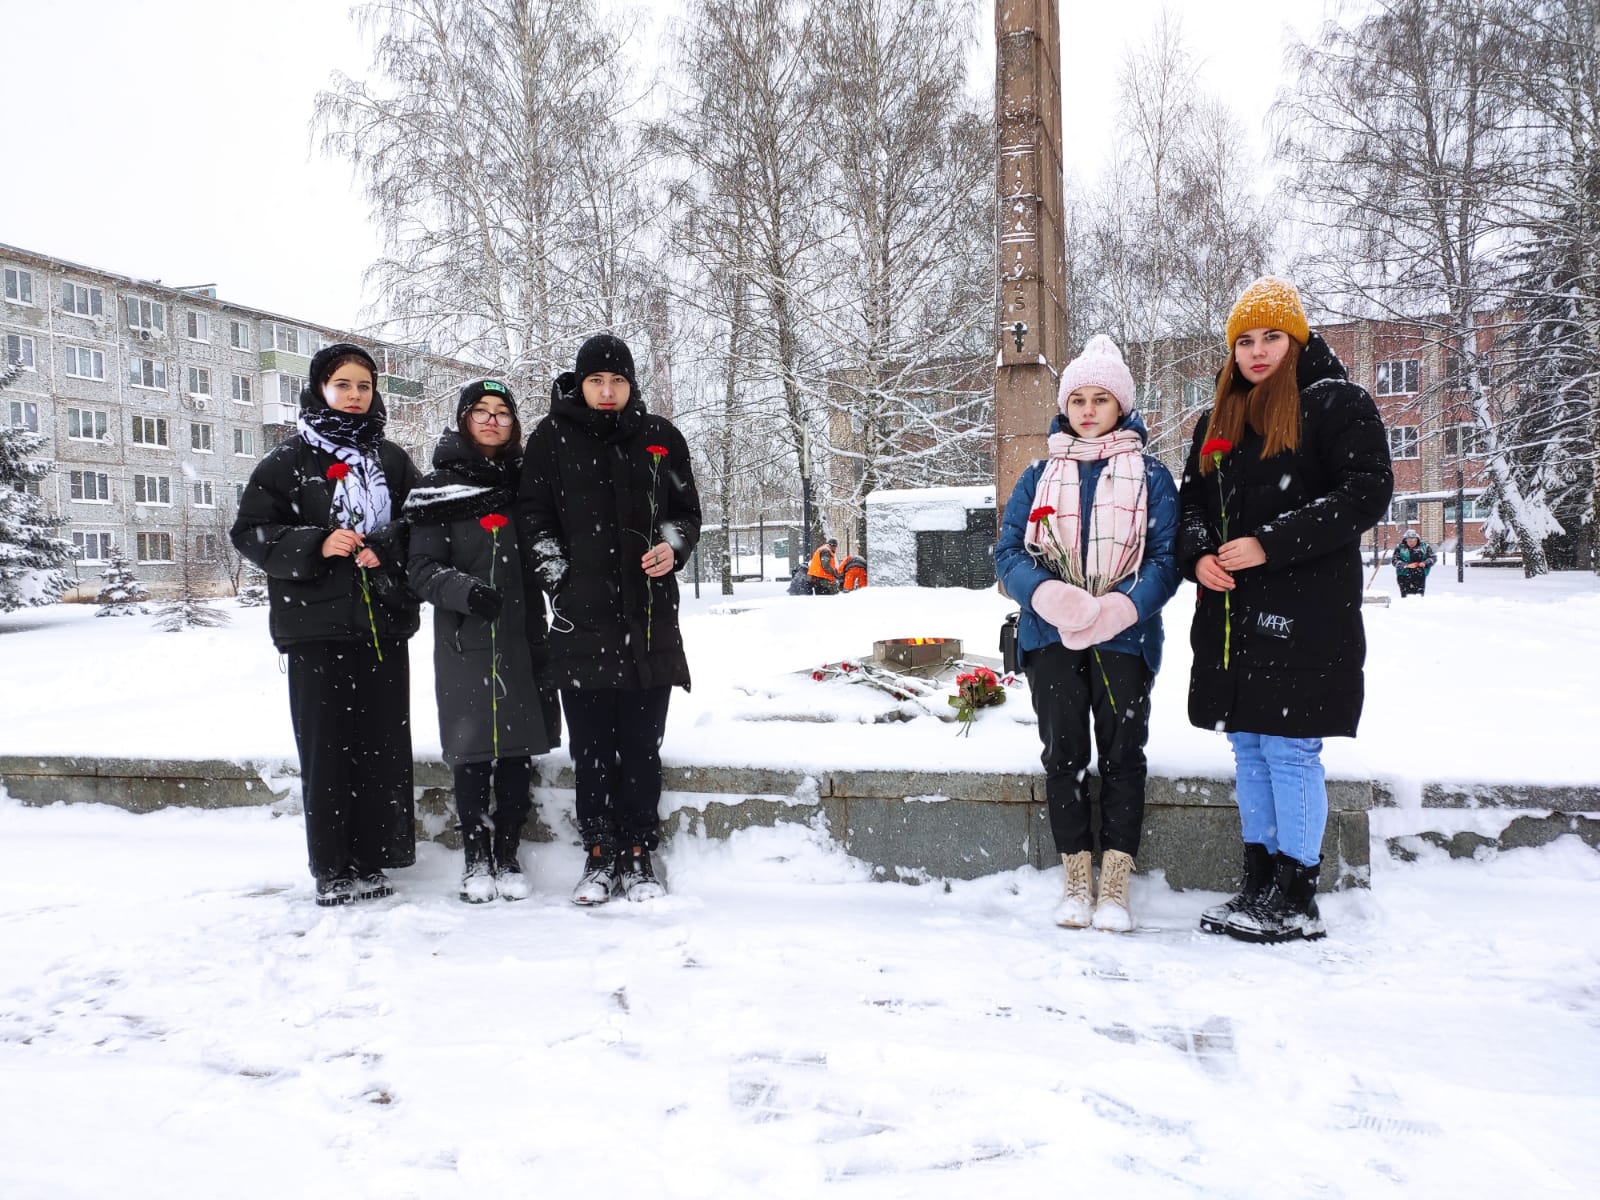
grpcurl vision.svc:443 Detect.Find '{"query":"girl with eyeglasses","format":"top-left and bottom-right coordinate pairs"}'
top-left (404, 380), bottom-right (558, 902)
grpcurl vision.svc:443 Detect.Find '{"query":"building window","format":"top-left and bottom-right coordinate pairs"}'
top-left (129, 357), bottom-right (167, 390)
top-left (194, 533), bottom-right (220, 560)
top-left (1443, 496), bottom-right (1486, 523)
top-left (7, 400), bottom-right (39, 431)
top-left (230, 374), bottom-right (253, 403)
top-left (13, 475), bottom-right (41, 497)
top-left (136, 532), bottom-right (173, 563)
top-left (4, 333), bottom-right (35, 369)
top-left (266, 323), bottom-right (302, 354)
top-left (73, 531), bottom-right (114, 562)
top-left (4, 267), bottom-right (34, 304)
top-left (64, 345), bottom-right (106, 379)
top-left (185, 311), bottom-right (210, 342)
top-left (67, 408), bottom-right (109, 441)
top-left (1375, 359), bottom-right (1420, 396)
top-left (187, 366), bottom-right (212, 396)
top-left (192, 479), bottom-right (215, 507)
top-left (1443, 423), bottom-right (1486, 457)
top-left (233, 428), bottom-right (255, 456)
top-left (1387, 426), bottom-right (1420, 460)
top-left (279, 374), bottom-right (306, 405)
top-left (1387, 498), bottom-right (1421, 525)
top-left (234, 482), bottom-right (246, 504)
top-left (69, 470), bottom-right (111, 501)
top-left (133, 474), bottom-right (172, 505)
top-left (190, 422), bottom-right (214, 452)
top-left (132, 415), bottom-right (170, 447)
top-left (125, 297), bottom-right (166, 334)
top-left (229, 320), bottom-right (250, 350)
top-left (62, 283), bottom-right (104, 317)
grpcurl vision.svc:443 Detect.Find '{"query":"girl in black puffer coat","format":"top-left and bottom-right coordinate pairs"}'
top-left (1179, 278), bottom-right (1392, 944)
top-left (519, 334), bottom-right (701, 905)
top-left (405, 380), bottom-right (556, 904)
top-left (230, 343), bottom-right (422, 907)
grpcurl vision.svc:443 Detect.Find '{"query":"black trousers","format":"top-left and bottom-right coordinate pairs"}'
top-left (1025, 642), bottom-right (1153, 857)
top-left (286, 639), bottom-right (415, 882)
top-left (453, 756), bottom-right (533, 837)
top-left (560, 686), bottom-right (672, 852)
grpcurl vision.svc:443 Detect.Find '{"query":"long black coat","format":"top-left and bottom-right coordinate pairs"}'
top-left (519, 378), bottom-right (702, 691)
top-left (230, 435), bottom-right (421, 651)
top-left (405, 432), bottom-right (554, 767)
top-left (1178, 332), bottom-right (1393, 738)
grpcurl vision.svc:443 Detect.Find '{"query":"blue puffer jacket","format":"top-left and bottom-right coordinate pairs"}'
top-left (993, 410), bottom-right (1181, 672)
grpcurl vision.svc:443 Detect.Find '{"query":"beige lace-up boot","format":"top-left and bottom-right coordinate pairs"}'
top-left (1092, 849), bottom-right (1135, 933)
top-left (1053, 851), bottom-right (1095, 928)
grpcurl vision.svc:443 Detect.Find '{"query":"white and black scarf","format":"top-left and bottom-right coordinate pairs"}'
top-left (298, 406), bottom-right (391, 534)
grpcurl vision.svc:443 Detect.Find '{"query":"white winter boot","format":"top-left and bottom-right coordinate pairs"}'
top-left (1091, 849), bottom-right (1135, 933)
top-left (1053, 851), bottom-right (1095, 928)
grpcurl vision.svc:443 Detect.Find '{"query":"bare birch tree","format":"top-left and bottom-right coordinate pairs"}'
top-left (1277, 0), bottom-right (1555, 574)
top-left (314, 0), bottom-right (637, 406)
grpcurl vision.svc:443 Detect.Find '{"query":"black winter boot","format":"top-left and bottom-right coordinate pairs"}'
top-left (1224, 854), bottom-right (1326, 944)
top-left (460, 824), bottom-right (495, 904)
top-left (492, 821), bottom-right (531, 901)
top-left (1199, 843), bottom-right (1274, 933)
top-left (618, 845), bottom-right (666, 902)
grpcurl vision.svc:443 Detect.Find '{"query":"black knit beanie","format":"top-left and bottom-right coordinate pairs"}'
top-left (457, 378), bottom-right (517, 421)
top-left (574, 333), bottom-right (637, 391)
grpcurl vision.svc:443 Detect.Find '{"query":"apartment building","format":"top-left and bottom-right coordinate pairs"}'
top-left (1, 243), bottom-right (483, 596)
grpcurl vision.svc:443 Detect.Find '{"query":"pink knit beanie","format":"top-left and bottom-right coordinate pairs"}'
top-left (1057, 334), bottom-right (1136, 416)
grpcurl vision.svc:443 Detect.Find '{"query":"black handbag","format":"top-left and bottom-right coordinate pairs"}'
top-left (999, 610), bottom-right (1020, 675)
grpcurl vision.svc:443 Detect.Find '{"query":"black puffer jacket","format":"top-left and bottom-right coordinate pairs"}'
top-left (405, 430), bottom-right (554, 766)
top-left (519, 377), bottom-right (702, 691)
top-left (1178, 332), bottom-right (1393, 738)
top-left (231, 436), bottom-right (421, 651)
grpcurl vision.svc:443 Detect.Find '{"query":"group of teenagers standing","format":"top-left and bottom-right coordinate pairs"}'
top-left (997, 276), bottom-right (1393, 944)
top-left (230, 334), bottom-right (701, 909)
top-left (230, 274), bottom-right (1392, 947)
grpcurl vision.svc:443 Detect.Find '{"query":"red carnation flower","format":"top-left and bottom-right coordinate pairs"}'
top-left (646, 444), bottom-right (669, 458)
top-left (811, 669), bottom-right (826, 681)
top-left (1200, 438), bottom-right (1233, 458)
top-left (479, 513), bottom-right (509, 531)
top-left (1029, 505), bottom-right (1055, 522)
top-left (325, 462), bottom-right (351, 481)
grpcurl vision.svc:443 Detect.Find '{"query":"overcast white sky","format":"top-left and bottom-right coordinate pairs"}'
top-left (1, 0), bottom-right (1326, 334)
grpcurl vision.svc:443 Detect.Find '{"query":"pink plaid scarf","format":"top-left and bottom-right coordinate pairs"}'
top-left (1025, 429), bottom-right (1149, 595)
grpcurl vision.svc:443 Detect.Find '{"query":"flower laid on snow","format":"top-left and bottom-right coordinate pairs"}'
top-left (1201, 437), bottom-right (1235, 668)
top-left (949, 666), bottom-right (1007, 737)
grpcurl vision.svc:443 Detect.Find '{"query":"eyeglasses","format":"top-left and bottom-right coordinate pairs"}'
top-left (467, 410), bottom-right (514, 427)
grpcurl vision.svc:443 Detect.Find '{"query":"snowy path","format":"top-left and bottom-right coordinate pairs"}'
top-left (2, 798), bottom-right (1596, 1198)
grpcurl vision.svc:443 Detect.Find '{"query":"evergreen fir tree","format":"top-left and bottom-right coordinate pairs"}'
top-left (0, 362), bottom-right (75, 612)
top-left (154, 515), bottom-right (231, 632)
top-left (94, 547), bottom-right (149, 616)
top-left (237, 564), bottom-right (269, 607)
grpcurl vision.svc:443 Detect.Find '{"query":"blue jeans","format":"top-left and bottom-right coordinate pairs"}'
top-left (1226, 733), bottom-right (1327, 867)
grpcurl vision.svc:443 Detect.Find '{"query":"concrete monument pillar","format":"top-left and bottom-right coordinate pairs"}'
top-left (993, 0), bottom-right (1067, 514)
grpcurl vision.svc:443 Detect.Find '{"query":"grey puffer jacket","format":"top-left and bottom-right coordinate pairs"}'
top-left (405, 431), bottom-right (553, 767)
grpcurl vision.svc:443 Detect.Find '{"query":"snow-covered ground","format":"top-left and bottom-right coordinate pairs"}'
top-left (3, 561), bottom-right (1597, 791)
top-left (1, 797), bottom-right (1597, 1197)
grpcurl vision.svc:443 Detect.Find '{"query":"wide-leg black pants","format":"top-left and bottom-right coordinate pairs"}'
top-left (286, 639), bottom-right (415, 882)
top-left (453, 756), bottom-right (533, 837)
top-left (1025, 642), bottom-right (1153, 857)
top-left (559, 686), bottom-right (672, 853)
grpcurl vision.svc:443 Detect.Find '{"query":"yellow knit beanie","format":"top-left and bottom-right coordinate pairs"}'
top-left (1225, 276), bottom-right (1310, 349)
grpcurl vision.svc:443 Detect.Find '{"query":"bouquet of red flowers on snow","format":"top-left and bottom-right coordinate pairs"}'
top-left (949, 666), bottom-right (1007, 736)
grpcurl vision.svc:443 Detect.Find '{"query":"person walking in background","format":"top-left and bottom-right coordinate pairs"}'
top-left (405, 380), bottom-right (554, 903)
top-left (520, 334), bottom-right (701, 904)
top-left (1180, 277), bottom-right (1393, 943)
top-left (807, 538), bottom-right (842, 595)
top-left (1393, 529), bottom-right (1436, 597)
top-left (230, 343), bottom-right (422, 907)
top-left (994, 335), bottom-right (1181, 933)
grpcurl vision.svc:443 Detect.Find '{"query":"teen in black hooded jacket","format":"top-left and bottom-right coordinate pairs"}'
top-left (519, 334), bottom-right (701, 905)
